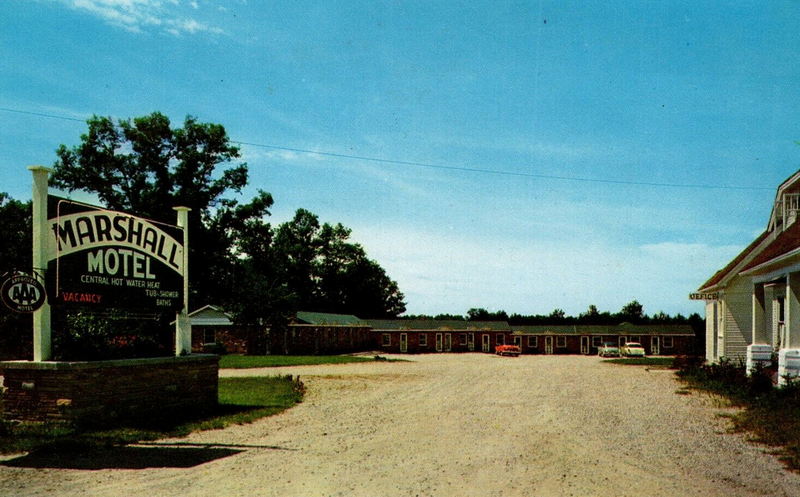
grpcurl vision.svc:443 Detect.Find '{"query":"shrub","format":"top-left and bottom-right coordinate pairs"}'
top-left (202, 342), bottom-right (228, 355)
top-left (52, 311), bottom-right (171, 361)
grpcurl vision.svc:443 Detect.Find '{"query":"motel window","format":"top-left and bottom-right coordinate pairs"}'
top-left (591, 336), bottom-right (602, 348)
top-left (419, 334), bottom-right (428, 346)
top-left (556, 336), bottom-right (567, 348)
top-left (663, 336), bottom-right (674, 348)
top-left (382, 333), bottom-right (391, 347)
top-left (203, 328), bottom-right (216, 345)
top-left (527, 336), bottom-right (538, 347)
top-left (496, 334), bottom-right (505, 345)
top-left (460, 333), bottom-right (468, 345)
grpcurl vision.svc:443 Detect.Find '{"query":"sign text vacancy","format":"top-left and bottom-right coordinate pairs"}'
top-left (46, 197), bottom-right (184, 310)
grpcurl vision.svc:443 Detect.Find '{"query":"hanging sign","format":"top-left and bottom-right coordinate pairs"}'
top-left (46, 196), bottom-right (184, 310)
top-left (689, 292), bottom-right (719, 300)
top-left (1, 272), bottom-right (47, 313)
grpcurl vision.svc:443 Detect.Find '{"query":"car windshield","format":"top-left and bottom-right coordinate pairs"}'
top-left (625, 343), bottom-right (642, 348)
top-left (603, 344), bottom-right (618, 349)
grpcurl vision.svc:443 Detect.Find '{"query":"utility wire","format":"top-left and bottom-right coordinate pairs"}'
top-left (232, 140), bottom-right (773, 191)
top-left (1, 106), bottom-right (775, 191)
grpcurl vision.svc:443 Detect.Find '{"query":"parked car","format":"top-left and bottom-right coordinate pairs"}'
top-left (495, 344), bottom-right (521, 357)
top-left (620, 342), bottom-right (646, 357)
top-left (598, 342), bottom-right (620, 357)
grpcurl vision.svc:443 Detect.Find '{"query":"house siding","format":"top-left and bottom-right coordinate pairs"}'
top-left (723, 278), bottom-right (753, 361)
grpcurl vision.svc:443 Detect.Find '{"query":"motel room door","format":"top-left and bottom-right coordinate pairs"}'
top-left (468, 333), bottom-right (475, 351)
top-left (444, 333), bottom-right (452, 352)
top-left (481, 334), bottom-right (490, 352)
top-left (544, 336), bottom-right (554, 354)
top-left (436, 333), bottom-right (443, 352)
top-left (400, 333), bottom-right (408, 353)
top-left (580, 336), bottom-right (590, 355)
top-left (651, 336), bottom-right (660, 355)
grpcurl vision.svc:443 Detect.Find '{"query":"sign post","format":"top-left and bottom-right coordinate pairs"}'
top-left (29, 166), bottom-right (52, 361)
top-left (174, 206), bottom-right (191, 356)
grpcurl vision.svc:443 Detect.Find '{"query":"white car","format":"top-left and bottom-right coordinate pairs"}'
top-left (620, 342), bottom-right (645, 357)
top-left (598, 343), bottom-right (620, 357)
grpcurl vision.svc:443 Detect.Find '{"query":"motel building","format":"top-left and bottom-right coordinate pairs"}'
top-left (696, 169), bottom-right (800, 384)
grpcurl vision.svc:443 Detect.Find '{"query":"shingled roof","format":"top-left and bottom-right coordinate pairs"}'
top-left (513, 323), bottom-right (693, 336)
top-left (739, 220), bottom-right (800, 274)
top-left (365, 319), bottom-right (511, 331)
top-left (295, 311), bottom-right (368, 326)
top-left (697, 230), bottom-right (769, 291)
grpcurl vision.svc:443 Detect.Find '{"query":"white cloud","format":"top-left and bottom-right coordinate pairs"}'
top-left (62, 0), bottom-right (223, 36)
top-left (349, 225), bottom-right (738, 317)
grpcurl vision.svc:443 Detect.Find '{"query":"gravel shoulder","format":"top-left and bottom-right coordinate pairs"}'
top-left (2, 354), bottom-right (799, 497)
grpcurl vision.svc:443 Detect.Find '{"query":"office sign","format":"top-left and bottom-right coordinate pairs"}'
top-left (689, 292), bottom-right (719, 301)
top-left (46, 196), bottom-right (184, 310)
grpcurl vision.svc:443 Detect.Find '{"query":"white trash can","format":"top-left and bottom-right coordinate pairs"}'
top-left (746, 343), bottom-right (773, 376)
top-left (778, 349), bottom-right (800, 387)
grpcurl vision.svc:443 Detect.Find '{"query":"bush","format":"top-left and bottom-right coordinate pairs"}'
top-left (676, 357), bottom-right (775, 401)
top-left (52, 311), bottom-right (171, 361)
top-left (202, 342), bottom-right (228, 355)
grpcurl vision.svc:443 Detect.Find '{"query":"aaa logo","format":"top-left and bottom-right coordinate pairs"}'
top-left (1, 272), bottom-right (46, 313)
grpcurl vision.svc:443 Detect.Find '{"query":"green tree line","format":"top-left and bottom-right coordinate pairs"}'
top-left (405, 300), bottom-right (703, 327)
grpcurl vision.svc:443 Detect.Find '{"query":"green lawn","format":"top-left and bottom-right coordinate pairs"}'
top-left (0, 375), bottom-right (303, 455)
top-left (603, 357), bottom-right (676, 367)
top-left (218, 354), bottom-right (396, 369)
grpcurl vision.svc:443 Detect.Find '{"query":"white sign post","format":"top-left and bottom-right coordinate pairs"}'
top-left (29, 165), bottom-right (52, 361)
top-left (173, 206), bottom-right (191, 355)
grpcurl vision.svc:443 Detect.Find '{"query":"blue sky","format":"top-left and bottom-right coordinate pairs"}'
top-left (2, 0), bottom-right (799, 317)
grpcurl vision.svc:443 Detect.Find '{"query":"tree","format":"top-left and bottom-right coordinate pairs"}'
top-left (0, 193), bottom-right (32, 274)
top-left (619, 300), bottom-right (645, 323)
top-left (0, 193), bottom-right (33, 359)
top-left (273, 209), bottom-right (322, 309)
top-left (467, 308), bottom-right (509, 321)
top-left (270, 209), bottom-right (406, 319)
top-left (51, 112), bottom-right (269, 305)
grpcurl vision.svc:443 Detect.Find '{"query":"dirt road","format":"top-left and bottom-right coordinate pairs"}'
top-left (2, 354), bottom-right (799, 496)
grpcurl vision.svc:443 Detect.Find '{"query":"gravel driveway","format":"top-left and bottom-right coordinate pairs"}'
top-left (2, 354), bottom-right (799, 496)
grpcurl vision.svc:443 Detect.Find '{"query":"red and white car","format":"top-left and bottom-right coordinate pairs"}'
top-left (495, 344), bottom-right (521, 357)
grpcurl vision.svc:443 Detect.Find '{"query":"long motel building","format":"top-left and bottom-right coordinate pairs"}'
top-left (366, 320), bottom-right (694, 356)
top-left (696, 169), bottom-right (800, 383)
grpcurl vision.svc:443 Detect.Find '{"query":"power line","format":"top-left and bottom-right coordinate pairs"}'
top-left (232, 140), bottom-right (773, 191)
top-left (0, 106), bottom-right (776, 191)
top-left (0, 106), bottom-right (86, 123)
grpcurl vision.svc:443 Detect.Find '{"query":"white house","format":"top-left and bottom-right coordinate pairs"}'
top-left (696, 170), bottom-right (800, 382)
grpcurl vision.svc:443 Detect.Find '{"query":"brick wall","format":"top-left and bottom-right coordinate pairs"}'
top-left (0, 355), bottom-right (218, 426)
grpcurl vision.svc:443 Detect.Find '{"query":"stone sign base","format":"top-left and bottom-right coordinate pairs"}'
top-left (0, 355), bottom-right (218, 426)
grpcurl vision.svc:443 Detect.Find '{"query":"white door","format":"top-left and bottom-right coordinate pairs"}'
top-left (651, 336), bottom-right (660, 355)
top-left (580, 336), bottom-right (590, 355)
top-left (436, 333), bottom-right (443, 352)
top-left (445, 333), bottom-right (452, 352)
top-left (400, 333), bottom-right (407, 353)
top-left (545, 336), bottom-right (554, 354)
top-left (482, 334), bottom-right (490, 352)
top-left (468, 333), bottom-right (475, 351)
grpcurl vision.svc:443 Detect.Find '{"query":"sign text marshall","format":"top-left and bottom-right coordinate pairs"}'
top-left (46, 197), bottom-right (184, 310)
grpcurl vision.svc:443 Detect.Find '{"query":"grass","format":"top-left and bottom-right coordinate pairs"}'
top-left (218, 354), bottom-right (400, 369)
top-left (603, 357), bottom-right (676, 367)
top-left (677, 359), bottom-right (800, 471)
top-left (0, 375), bottom-right (304, 455)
